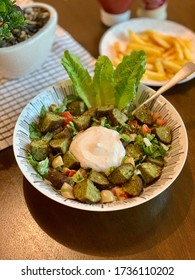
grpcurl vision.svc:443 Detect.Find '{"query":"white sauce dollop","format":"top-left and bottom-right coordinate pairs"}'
top-left (69, 126), bottom-right (125, 172)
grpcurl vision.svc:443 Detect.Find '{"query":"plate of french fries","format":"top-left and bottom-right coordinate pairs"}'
top-left (99, 18), bottom-right (195, 86)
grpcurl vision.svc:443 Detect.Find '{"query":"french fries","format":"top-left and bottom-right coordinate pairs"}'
top-left (113, 29), bottom-right (193, 82)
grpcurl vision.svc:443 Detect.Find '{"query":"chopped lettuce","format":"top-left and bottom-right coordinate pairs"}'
top-left (29, 122), bottom-right (42, 140)
top-left (120, 133), bottom-right (132, 142)
top-left (136, 133), bottom-right (166, 159)
top-left (27, 153), bottom-right (49, 178)
top-left (49, 103), bottom-right (66, 115)
top-left (61, 50), bottom-right (146, 110)
top-left (40, 105), bottom-right (47, 118)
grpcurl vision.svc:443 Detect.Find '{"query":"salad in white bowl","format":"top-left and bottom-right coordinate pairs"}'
top-left (13, 50), bottom-right (187, 211)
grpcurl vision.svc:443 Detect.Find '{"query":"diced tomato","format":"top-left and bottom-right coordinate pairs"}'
top-left (141, 124), bottom-right (151, 135)
top-left (156, 118), bottom-right (167, 126)
top-left (62, 167), bottom-right (76, 177)
top-left (152, 112), bottom-right (161, 121)
top-left (67, 169), bottom-right (76, 177)
top-left (128, 119), bottom-right (139, 130)
top-left (115, 187), bottom-right (129, 201)
top-left (60, 111), bottom-right (73, 125)
top-left (152, 112), bottom-right (167, 126)
top-left (110, 186), bottom-right (128, 200)
top-left (61, 167), bottom-right (70, 175)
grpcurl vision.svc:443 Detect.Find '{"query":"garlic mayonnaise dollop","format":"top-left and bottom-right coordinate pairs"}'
top-left (69, 126), bottom-right (125, 172)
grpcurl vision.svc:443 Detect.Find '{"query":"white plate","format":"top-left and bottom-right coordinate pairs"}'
top-left (13, 80), bottom-right (188, 211)
top-left (99, 18), bottom-right (195, 87)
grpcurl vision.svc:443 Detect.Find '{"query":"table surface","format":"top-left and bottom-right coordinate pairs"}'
top-left (0, 0), bottom-right (195, 260)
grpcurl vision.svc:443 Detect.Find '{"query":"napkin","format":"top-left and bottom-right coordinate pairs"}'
top-left (0, 25), bottom-right (95, 151)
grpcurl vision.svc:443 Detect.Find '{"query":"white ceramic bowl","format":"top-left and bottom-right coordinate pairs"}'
top-left (13, 80), bottom-right (188, 211)
top-left (0, 2), bottom-right (57, 79)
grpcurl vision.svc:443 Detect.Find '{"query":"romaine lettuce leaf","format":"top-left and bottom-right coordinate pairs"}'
top-left (61, 50), bottom-right (96, 108)
top-left (114, 50), bottom-right (146, 109)
top-left (115, 77), bottom-right (136, 110)
top-left (61, 50), bottom-right (146, 110)
top-left (93, 56), bottom-right (115, 106)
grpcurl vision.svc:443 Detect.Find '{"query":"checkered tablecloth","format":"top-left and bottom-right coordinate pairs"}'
top-left (0, 23), bottom-right (96, 150)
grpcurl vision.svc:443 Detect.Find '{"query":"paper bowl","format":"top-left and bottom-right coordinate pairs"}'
top-left (13, 80), bottom-right (188, 211)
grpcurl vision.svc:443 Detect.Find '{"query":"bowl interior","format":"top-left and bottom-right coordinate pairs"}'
top-left (13, 80), bottom-right (188, 211)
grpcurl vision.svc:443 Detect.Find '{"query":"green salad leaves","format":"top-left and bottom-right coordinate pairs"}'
top-left (61, 50), bottom-right (146, 110)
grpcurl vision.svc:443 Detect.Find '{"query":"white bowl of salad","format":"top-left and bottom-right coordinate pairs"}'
top-left (13, 50), bottom-right (188, 211)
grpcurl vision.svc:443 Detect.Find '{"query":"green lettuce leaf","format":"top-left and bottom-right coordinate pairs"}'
top-left (27, 153), bottom-right (49, 178)
top-left (93, 56), bottom-right (115, 106)
top-left (61, 50), bottom-right (95, 108)
top-left (115, 77), bottom-right (136, 110)
top-left (29, 122), bottom-right (42, 140)
top-left (61, 50), bottom-right (146, 110)
top-left (114, 50), bottom-right (146, 110)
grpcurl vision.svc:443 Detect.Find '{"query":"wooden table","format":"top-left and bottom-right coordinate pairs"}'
top-left (0, 0), bottom-right (195, 260)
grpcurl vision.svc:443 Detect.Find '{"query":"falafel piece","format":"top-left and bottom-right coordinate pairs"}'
top-left (40, 112), bottom-right (64, 133)
top-left (73, 179), bottom-right (101, 203)
top-left (73, 115), bottom-right (91, 131)
top-left (152, 126), bottom-right (172, 144)
top-left (123, 174), bottom-right (143, 196)
top-left (96, 105), bottom-right (114, 118)
top-left (47, 168), bottom-right (74, 190)
top-left (67, 101), bottom-right (87, 116)
top-left (49, 138), bottom-right (70, 154)
top-left (108, 163), bottom-right (134, 184)
top-left (30, 139), bottom-right (48, 161)
top-left (82, 106), bottom-right (97, 118)
top-left (126, 143), bottom-right (144, 162)
top-left (134, 104), bottom-right (153, 125)
top-left (63, 150), bottom-right (80, 169)
top-left (53, 126), bottom-right (72, 139)
top-left (88, 170), bottom-right (110, 190)
top-left (137, 162), bottom-right (162, 184)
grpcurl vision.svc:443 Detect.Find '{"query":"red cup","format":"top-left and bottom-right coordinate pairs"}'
top-left (97, 0), bottom-right (135, 26)
top-left (98, 0), bottom-right (135, 14)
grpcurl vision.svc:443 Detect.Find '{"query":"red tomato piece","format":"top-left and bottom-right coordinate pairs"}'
top-left (156, 118), bottom-right (167, 126)
top-left (152, 112), bottom-right (161, 121)
top-left (115, 187), bottom-right (129, 201)
top-left (141, 124), bottom-right (151, 135)
top-left (128, 119), bottom-right (139, 130)
top-left (67, 169), bottom-right (76, 177)
top-left (60, 111), bottom-right (73, 125)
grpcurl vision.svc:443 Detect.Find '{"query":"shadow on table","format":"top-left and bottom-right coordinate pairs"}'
top-left (23, 163), bottom-right (193, 258)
